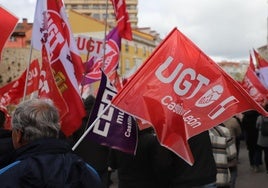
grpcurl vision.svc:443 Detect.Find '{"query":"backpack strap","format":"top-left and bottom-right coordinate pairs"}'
top-left (0, 161), bottom-right (21, 175)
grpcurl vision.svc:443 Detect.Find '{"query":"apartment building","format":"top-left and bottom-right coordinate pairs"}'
top-left (64, 0), bottom-right (138, 28)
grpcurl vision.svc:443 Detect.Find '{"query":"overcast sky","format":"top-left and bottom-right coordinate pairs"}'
top-left (1, 0), bottom-right (268, 62)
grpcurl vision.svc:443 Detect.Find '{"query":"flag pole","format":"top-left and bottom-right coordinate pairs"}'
top-left (101, 0), bottom-right (109, 69)
top-left (80, 0), bottom-right (109, 97)
top-left (22, 43), bottom-right (34, 101)
top-left (72, 102), bottom-right (112, 151)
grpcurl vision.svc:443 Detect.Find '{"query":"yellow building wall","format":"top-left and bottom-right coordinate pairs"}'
top-left (67, 10), bottom-right (106, 33)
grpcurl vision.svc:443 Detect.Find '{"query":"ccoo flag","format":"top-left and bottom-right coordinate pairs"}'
top-left (86, 71), bottom-right (138, 154)
top-left (111, 28), bottom-right (268, 165)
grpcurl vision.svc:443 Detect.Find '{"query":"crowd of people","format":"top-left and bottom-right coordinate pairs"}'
top-left (0, 96), bottom-right (268, 187)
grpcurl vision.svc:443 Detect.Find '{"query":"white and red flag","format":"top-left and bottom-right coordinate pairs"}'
top-left (110, 0), bottom-right (132, 40)
top-left (112, 28), bottom-right (268, 165)
top-left (241, 54), bottom-right (268, 105)
top-left (32, 0), bottom-right (86, 136)
top-left (0, 6), bottom-right (18, 60)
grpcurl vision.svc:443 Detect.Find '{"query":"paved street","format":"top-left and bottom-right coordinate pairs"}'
top-left (236, 141), bottom-right (268, 188)
top-left (109, 140), bottom-right (268, 188)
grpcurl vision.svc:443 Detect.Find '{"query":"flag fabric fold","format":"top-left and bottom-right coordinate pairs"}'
top-left (0, 6), bottom-right (19, 60)
top-left (82, 27), bottom-right (121, 85)
top-left (110, 0), bottom-right (132, 40)
top-left (111, 28), bottom-right (268, 165)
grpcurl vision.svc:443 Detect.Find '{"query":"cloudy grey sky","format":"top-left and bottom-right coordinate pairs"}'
top-left (1, 0), bottom-right (268, 62)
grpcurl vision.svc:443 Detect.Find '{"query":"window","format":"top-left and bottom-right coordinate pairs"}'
top-left (143, 46), bottom-right (146, 56)
top-left (125, 59), bottom-right (130, 71)
top-left (102, 13), bottom-right (108, 20)
top-left (93, 4), bottom-right (100, 9)
top-left (71, 5), bottom-right (78, 9)
top-left (9, 36), bottom-right (16, 42)
top-left (125, 42), bottom-right (129, 52)
top-left (82, 4), bottom-right (88, 9)
top-left (135, 44), bottom-right (138, 54)
top-left (92, 14), bottom-right (100, 20)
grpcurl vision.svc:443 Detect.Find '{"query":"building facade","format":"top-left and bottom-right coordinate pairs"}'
top-left (64, 0), bottom-right (138, 28)
top-left (5, 18), bottom-right (32, 48)
top-left (217, 61), bottom-right (248, 81)
top-left (67, 9), bottom-right (160, 77)
top-left (0, 9), bottom-right (159, 87)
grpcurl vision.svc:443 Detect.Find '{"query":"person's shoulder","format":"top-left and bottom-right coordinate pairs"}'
top-left (211, 126), bottom-right (230, 137)
top-left (0, 161), bottom-right (21, 175)
top-left (68, 155), bottom-right (103, 187)
top-left (0, 129), bottom-right (12, 138)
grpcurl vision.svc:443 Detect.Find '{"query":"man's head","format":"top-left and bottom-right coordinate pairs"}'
top-left (11, 98), bottom-right (61, 149)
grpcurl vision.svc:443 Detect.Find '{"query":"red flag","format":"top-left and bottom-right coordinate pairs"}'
top-left (0, 6), bottom-right (18, 60)
top-left (111, 28), bottom-right (268, 165)
top-left (253, 49), bottom-right (268, 89)
top-left (0, 79), bottom-right (22, 106)
top-left (24, 59), bottom-right (41, 95)
top-left (38, 45), bottom-right (69, 120)
top-left (241, 54), bottom-right (268, 105)
top-left (108, 69), bottom-right (123, 91)
top-left (254, 49), bottom-right (268, 68)
top-left (32, 0), bottom-right (86, 136)
top-left (110, 0), bottom-right (132, 40)
top-left (0, 59), bottom-right (40, 106)
top-left (249, 53), bottom-right (256, 71)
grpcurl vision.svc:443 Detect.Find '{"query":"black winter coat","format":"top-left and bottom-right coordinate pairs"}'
top-left (241, 110), bottom-right (260, 149)
top-left (109, 127), bottom-right (173, 188)
top-left (0, 129), bottom-right (14, 168)
top-left (169, 131), bottom-right (217, 188)
top-left (0, 138), bottom-right (103, 188)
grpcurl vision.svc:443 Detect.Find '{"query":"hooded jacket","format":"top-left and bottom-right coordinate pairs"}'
top-left (0, 128), bottom-right (14, 168)
top-left (0, 138), bottom-right (103, 188)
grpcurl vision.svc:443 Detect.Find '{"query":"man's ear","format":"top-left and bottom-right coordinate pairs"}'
top-left (12, 129), bottom-right (24, 149)
top-left (16, 131), bottom-right (23, 144)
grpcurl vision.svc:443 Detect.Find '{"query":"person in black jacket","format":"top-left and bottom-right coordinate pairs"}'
top-left (72, 95), bottom-right (111, 187)
top-left (241, 110), bottom-right (262, 172)
top-left (108, 126), bottom-right (173, 188)
top-left (0, 107), bottom-right (14, 168)
top-left (169, 131), bottom-right (217, 188)
top-left (0, 98), bottom-right (103, 188)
